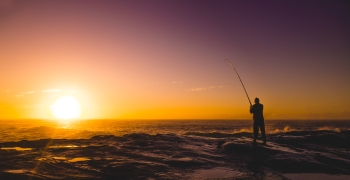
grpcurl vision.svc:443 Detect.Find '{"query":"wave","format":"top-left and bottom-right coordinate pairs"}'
top-left (2, 119), bottom-right (350, 142)
top-left (270, 125), bottom-right (349, 134)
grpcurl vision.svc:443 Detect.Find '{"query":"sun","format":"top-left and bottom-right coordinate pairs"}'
top-left (50, 96), bottom-right (81, 120)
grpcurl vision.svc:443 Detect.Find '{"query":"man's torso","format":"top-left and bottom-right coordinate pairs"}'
top-left (252, 103), bottom-right (264, 121)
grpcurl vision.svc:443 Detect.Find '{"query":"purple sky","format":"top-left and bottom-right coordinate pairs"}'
top-left (0, 0), bottom-right (349, 119)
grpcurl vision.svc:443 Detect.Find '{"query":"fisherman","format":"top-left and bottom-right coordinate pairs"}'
top-left (250, 97), bottom-right (266, 144)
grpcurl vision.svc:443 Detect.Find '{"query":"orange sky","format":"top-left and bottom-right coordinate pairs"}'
top-left (0, 1), bottom-right (349, 120)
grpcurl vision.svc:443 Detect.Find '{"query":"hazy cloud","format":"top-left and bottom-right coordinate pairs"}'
top-left (14, 88), bottom-right (78, 97)
top-left (15, 91), bottom-right (35, 97)
top-left (42, 89), bottom-right (62, 93)
top-left (42, 89), bottom-right (78, 93)
top-left (186, 85), bottom-right (228, 92)
top-left (187, 87), bottom-right (206, 92)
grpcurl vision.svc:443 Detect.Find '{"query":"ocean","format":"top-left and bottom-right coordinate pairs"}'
top-left (1, 119), bottom-right (350, 179)
top-left (1, 119), bottom-right (349, 142)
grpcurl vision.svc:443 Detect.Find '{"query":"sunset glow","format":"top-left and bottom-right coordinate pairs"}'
top-left (0, 1), bottom-right (349, 120)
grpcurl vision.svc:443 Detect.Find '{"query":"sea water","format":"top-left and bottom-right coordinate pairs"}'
top-left (0, 119), bottom-right (349, 142)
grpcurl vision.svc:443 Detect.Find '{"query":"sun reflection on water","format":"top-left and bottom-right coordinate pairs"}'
top-left (58, 121), bottom-right (73, 129)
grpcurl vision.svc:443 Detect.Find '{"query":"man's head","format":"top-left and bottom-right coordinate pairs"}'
top-left (254, 97), bottom-right (260, 104)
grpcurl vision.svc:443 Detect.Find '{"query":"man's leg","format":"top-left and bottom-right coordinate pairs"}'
top-left (260, 121), bottom-right (266, 144)
top-left (253, 121), bottom-right (258, 143)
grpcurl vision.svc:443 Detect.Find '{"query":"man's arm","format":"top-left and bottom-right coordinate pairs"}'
top-left (250, 105), bottom-right (254, 114)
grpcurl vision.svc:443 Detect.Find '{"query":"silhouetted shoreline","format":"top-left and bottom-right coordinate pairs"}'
top-left (1, 129), bottom-right (349, 179)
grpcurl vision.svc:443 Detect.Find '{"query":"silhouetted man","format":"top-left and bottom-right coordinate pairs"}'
top-left (250, 97), bottom-right (266, 144)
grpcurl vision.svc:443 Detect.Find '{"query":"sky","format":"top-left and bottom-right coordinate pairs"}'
top-left (0, 0), bottom-right (349, 120)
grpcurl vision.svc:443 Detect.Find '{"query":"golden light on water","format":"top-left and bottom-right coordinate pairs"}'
top-left (50, 96), bottom-right (81, 120)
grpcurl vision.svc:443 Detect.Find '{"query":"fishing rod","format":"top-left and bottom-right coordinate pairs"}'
top-left (225, 59), bottom-right (252, 106)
